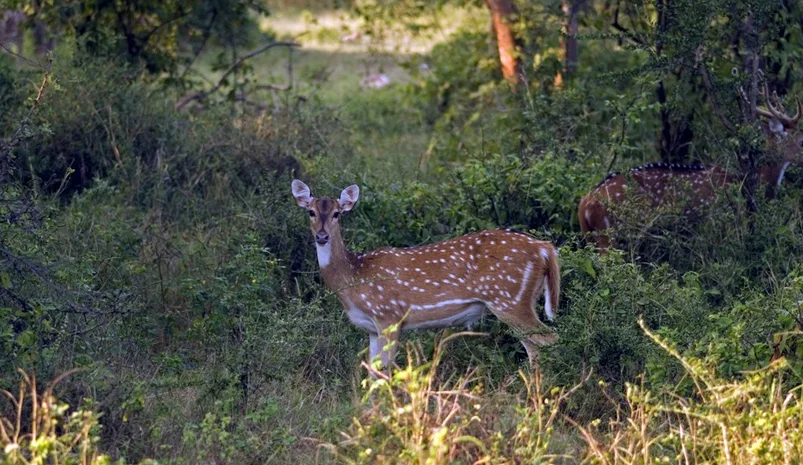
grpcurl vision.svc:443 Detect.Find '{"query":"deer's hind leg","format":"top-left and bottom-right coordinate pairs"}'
top-left (489, 298), bottom-right (557, 369)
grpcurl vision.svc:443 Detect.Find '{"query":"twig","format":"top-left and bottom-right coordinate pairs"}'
top-left (140, 11), bottom-right (190, 47)
top-left (176, 41), bottom-right (300, 110)
top-left (177, 11), bottom-right (219, 83)
top-left (234, 94), bottom-right (271, 111)
top-left (0, 70), bottom-right (51, 158)
top-left (610, 2), bottom-right (647, 47)
top-left (695, 47), bottom-right (737, 134)
top-left (0, 42), bottom-right (49, 70)
top-left (0, 246), bottom-right (75, 306)
top-left (254, 80), bottom-right (292, 91)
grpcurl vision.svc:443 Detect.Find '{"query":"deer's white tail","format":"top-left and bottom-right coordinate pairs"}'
top-left (543, 248), bottom-right (560, 321)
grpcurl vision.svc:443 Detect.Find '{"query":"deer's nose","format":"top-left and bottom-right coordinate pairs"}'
top-left (315, 231), bottom-right (329, 245)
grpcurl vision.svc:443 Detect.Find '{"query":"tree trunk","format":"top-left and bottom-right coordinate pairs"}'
top-left (564, 0), bottom-right (581, 77)
top-left (33, 19), bottom-right (54, 56)
top-left (740, 14), bottom-right (760, 214)
top-left (484, 0), bottom-right (524, 87)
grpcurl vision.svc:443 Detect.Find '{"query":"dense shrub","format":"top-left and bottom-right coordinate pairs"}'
top-left (11, 51), bottom-right (342, 206)
top-left (3, 2), bottom-right (803, 461)
top-left (0, 51), bottom-right (361, 462)
top-left (325, 330), bottom-right (803, 465)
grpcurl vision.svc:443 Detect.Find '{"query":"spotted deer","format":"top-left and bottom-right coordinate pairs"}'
top-left (291, 180), bottom-right (560, 369)
top-left (579, 84), bottom-right (803, 251)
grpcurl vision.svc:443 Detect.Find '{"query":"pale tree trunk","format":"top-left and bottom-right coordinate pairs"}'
top-left (484, 0), bottom-right (524, 87)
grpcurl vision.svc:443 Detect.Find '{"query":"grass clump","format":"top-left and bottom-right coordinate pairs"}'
top-left (577, 321), bottom-right (803, 464)
top-left (322, 325), bottom-right (803, 465)
top-left (0, 370), bottom-right (128, 465)
top-left (322, 332), bottom-right (583, 464)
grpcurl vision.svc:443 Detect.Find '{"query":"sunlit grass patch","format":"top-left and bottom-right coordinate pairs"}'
top-left (319, 324), bottom-right (803, 465)
top-left (0, 370), bottom-right (117, 465)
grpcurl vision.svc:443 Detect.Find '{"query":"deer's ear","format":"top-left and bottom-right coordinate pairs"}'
top-left (338, 184), bottom-right (360, 211)
top-left (291, 179), bottom-right (313, 208)
top-left (768, 118), bottom-right (787, 137)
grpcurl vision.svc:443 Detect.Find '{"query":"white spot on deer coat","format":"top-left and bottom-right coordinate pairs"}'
top-left (514, 262), bottom-right (534, 303)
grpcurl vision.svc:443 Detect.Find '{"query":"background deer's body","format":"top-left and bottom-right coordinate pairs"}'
top-left (292, 181), bottom-right (559, 368)
top-left (577, 161), bottom-right (791, 249)
top-left (579, 86), bottom-right (803, 251)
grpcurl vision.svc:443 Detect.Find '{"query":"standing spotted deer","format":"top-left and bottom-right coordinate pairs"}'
top-left (291, 180), bottom-right (560, 368)
top-left (579, 84), bottom-right (803, 251)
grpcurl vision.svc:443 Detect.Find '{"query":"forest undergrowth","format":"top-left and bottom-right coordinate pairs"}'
top-left (2, 1), bottom-right (803, 463)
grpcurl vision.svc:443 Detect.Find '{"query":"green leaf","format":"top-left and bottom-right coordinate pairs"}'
top-left (582, 258), bottom-right (596, 278)
top-left (0, 272), bottom-right (11, 289)
top-left (16, 330), bottom-right (35, 348)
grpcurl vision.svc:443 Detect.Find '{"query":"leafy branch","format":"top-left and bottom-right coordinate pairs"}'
top-left (176, 40), bottom-right (300, 110)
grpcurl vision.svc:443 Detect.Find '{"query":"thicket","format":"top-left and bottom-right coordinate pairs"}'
top-left (2, 0), bottom-right (803, 463)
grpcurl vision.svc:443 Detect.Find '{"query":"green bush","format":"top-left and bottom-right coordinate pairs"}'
top-left (2, 5), bottom-right (803, 463)
top-left (546, 249), bottom-right (707, 391)
top-left (12, 52), bottom-right (322, 204)
top-left (1, 51), bottom-right (362, 462)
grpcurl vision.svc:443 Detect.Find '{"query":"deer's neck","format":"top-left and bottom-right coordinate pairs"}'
top-left (759, 161), bottom-right (792, 186)
top-left (317, 231), bottom-right (356, 290)
top-left (759, 161), bottom-right (792, 199)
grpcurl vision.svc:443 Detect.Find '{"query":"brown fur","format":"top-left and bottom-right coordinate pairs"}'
top-left (292, 180), bottom-right (560, 369)
top-left (579, 115), bottom-right (803, 252)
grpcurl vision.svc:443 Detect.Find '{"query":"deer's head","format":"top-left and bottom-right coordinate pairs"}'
top-left (291, 180), bottom-right (359, 246)
top-left (755, 82), bottom-right (803, 165)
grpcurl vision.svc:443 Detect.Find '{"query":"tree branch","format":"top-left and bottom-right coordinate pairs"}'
top-left (176, 41), bottom-right (300, 110)
top-left (140, 10), bottom-right (190, 46)
top-left (610, 1), bottom-right (646, 47)
top-left (178, 11), bottom-right (219, 83)
top-left (695, 47), bottom-right (737, 134)
top-left (0, 42), bottom-right (49, 70)
top-left (1, 69), bottom-right (51, 161)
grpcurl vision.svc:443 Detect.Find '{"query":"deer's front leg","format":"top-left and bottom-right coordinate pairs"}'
top-left (368, 330), bottom-right (398, 369)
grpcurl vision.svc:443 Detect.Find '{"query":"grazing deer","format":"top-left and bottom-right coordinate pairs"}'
top-left (579, 84), bottom-right (803, 251)
top-left (291, 180), bottom-right (560, 368)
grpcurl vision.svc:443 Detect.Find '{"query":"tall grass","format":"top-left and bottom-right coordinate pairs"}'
top-left (576, 320), bottom-right (803, 464)
top-left (0, 370), bottom-right (118, 465)
top-left (319, 331), bottom-right (587, 464)
top-left (320, 325), bottom-right (803, 465)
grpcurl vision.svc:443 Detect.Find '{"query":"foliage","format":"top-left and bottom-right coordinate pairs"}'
top-left (322, 334), bottom-right (581, 464)
top-left (577, 323), bottom-right (803, 464)
top-left (327, 325), bottom-right (803, 464)
top-left (7, 48), bottom-right (355, 204)
top-left (11, 0), bottom-right (270, 76)
top-left (2, 0), bottom-right (803, 463)
top-left (0, 370), bottom-right (124, 465)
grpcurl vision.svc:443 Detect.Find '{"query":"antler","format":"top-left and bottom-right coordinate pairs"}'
top-left (752, 72), bottom-right (802, 127)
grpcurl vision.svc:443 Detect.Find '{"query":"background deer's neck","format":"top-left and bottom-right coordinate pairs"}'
top-left (759, 161), bottom-right (792, 199)
top-left (759, 161), bottom-right (792, 186)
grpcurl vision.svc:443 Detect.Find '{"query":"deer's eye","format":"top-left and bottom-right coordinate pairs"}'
top-left (308, 210), bottom-right (316, 217)
top-left (798, 139), bottom-right (803, 147)
top-left (333, 211), bottom-right (340, 219)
